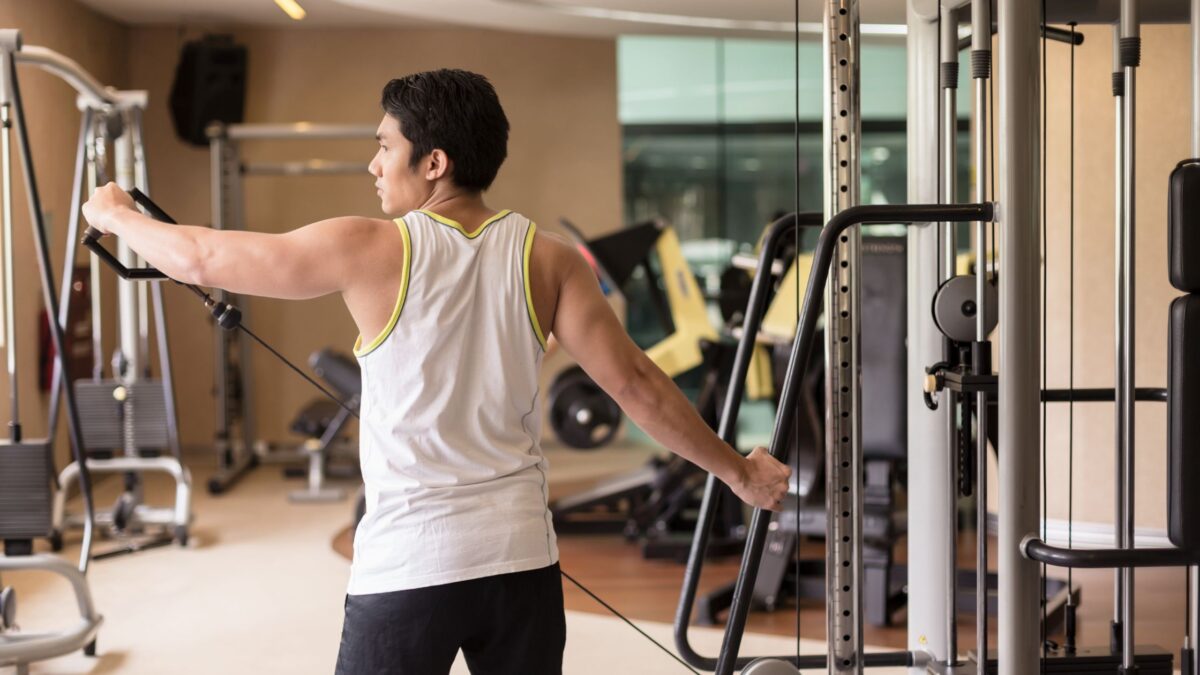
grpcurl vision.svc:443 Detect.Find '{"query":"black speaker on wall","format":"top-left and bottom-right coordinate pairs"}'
top-left (168, 34), bottom-right (247, 147)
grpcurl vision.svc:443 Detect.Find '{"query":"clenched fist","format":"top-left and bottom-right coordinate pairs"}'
top-left (81, 182), bottom-right (135, 235)
top-left (727, 446), bottom-right (791, 512)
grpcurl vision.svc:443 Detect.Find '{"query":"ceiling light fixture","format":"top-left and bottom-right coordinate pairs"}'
top-left (274, 0), bottom-right (308, 20)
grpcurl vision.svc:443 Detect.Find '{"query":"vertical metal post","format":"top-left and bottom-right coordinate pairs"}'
top-left (207, 125), bottom-right (258, 493)
top-left (971, 0), bottom-right (992, 668)
top-left (131, 107), bottom-right (150, 376)
top-left (998, 0), bottom-right (1043, 671)
top-left (210, 130), bottom-right (231, 461)
top-left (130, 108), bottom-right (182, 461)
top-left (939, 6), bottom-right (961, 665)
top-left (46, 108), bottom-right (91, 441)
top-left (87, 117), bottom-right (103, 381)
top-left (113, 109), bottom-right (140, 491)
top-left (942, 6), bottom-right (960, 281)
top-left (1117, 0), bottom-right (1139, 670)
top-left (0, 66), bottom-right (17, 436)
top-left (3, 42), bottom-right (97, 572)
top-left (907, 1), bottom-right (954, 669)
top-left (825, 1), bottom-right (863, 672)
top-left (1111, 29), bottom-right (1126, 647)
top-left (229, 136), bottom-right (257, 468)
top-left (114, 112), bottom-right (138, 384)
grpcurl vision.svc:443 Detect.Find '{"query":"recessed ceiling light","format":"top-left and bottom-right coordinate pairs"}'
top-left (274, 0), bottom-right (307, 20)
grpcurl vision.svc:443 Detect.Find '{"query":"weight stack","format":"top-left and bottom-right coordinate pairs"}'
top-left (0, 442), bottom-right (53, 540)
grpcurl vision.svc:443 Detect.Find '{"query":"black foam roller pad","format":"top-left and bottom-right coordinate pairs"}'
top-left (1169, 159), bottom-right (1200, 292)
top-left (1168, 294), bottom-right (1200, 549)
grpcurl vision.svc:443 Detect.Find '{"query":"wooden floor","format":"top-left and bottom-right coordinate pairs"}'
top-left (332, 453), bottom-right (1188, 660)
top-left (335, 525), bottom-right (1191, 655)
top-left (556, 531), bottom-right (1191, 656)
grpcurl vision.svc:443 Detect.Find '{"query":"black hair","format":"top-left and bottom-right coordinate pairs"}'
top-left (381, 69), bottom-right (509, 192)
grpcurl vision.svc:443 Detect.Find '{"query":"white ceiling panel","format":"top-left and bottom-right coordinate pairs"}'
top-left (74, 0), bottom-right (910, 36)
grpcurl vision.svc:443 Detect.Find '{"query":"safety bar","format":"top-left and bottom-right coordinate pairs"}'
top-left (242, 160), bottom-right (368, 176)
top-left (1023, 536), bottom-right (1200, 568)
top-left (673, 211), bottom-right (822, 671)
top-left (211, 122), bottom-right (377, 141)
top-left (957, 24), bottom-right (1084, 52)
top-left (1041, 387), bottom-right (1167, 402)
top-left (712, 202), bottom-right (993, 675)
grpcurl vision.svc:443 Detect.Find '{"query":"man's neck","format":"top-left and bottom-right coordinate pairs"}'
top-left (417, 188), bottom-right (497, 235)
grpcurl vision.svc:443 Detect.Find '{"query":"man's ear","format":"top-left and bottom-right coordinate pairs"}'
top-left (426, 149), bottom-right (452, 181)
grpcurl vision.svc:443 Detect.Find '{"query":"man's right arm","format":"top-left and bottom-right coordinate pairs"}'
top-left (543, 236), bottom-right (790, 512)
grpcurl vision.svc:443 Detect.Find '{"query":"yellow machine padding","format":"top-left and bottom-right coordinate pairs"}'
top-left (644, 228), bottom-right (719, 377)
top-left (760, 253), bottom-right (814, 344)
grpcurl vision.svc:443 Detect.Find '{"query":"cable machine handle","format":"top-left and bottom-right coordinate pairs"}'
top-left (80, 190), bottom-right (357, 420)
top-left (81, 187), bottom-right (169, 280)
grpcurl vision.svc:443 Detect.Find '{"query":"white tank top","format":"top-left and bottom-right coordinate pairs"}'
top-left (348, 209), bottom-right (557, 595)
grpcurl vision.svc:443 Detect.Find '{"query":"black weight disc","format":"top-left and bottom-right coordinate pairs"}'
top-left (548, 367), bottom-right (622, 450)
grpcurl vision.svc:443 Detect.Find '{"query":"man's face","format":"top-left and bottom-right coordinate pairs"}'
top-left (369, 115), bottom-right (429, 216)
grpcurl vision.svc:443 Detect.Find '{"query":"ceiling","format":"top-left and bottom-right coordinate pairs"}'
top-left (75, 0), bottom-right (911, 37)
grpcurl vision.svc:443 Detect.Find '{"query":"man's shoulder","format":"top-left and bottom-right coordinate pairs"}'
top-left (304, 217), bottom-right (406, 256)
top-left (316, 215), bottom-right (398, 230)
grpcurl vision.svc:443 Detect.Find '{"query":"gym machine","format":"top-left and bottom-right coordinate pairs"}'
top-left (0, 30), bottom-right (103, 671)
top-left (205, 122), bottom-right (374, 496)
top-left (548, 215), bottom-right (823, 561)
top-left (290, 349), bottom-right (360, 503)
top-left (27, 44), bottom-right (192, 556)
top-left (666, 1), bottom-right (1200, 674)
top-left (547, 217), bottom-right (753, 450)
top-left (1015, 2), bottom-right (1200, 674)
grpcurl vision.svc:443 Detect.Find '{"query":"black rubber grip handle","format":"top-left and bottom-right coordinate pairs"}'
top-left (80, 188), bottom-right (171, 280)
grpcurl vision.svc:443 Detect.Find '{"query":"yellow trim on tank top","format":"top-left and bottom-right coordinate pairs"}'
top-left (418, 209), bottom-right (512, 239)
top-left (354, 219), bottom-right (412, 358)
top-left (522, 222), bottom-right (548, 350)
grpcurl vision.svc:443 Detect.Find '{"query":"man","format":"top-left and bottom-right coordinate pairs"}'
top-left (83, 68), bottom-right (791, 674)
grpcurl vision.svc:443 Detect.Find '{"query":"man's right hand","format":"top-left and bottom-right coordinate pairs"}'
top-left (727, 446), bottom-right (792, 512)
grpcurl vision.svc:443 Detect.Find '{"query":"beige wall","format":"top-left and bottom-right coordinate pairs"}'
top-left (13, 7), bottom-right (1179, 532)
top-left (126, 26), bottom-right (621, 449)
top-left (1029, 24), bottom-right (1188, 529)
top-left (0, 0), bottom-right (127, 463)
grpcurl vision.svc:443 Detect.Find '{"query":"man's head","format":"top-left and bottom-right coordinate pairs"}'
top-left (369, 69), bottom-right (509, 215)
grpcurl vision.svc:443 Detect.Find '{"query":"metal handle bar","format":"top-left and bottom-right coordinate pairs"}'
top-left (713, 202), bottom-right (993, 675)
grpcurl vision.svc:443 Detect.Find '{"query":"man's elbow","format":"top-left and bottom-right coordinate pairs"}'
top-left (612, 355), bottom-right (657, 411)
top-left (176, 245), bottom-right (213, 287)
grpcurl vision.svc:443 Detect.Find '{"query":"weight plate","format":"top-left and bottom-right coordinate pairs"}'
top-left (548, 367), bottom-right (622, 450)
top-left (932, 274), bottom-right (998, 343)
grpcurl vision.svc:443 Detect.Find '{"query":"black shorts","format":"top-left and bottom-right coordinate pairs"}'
top-left (334, 563), bottom-right (566, 675)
